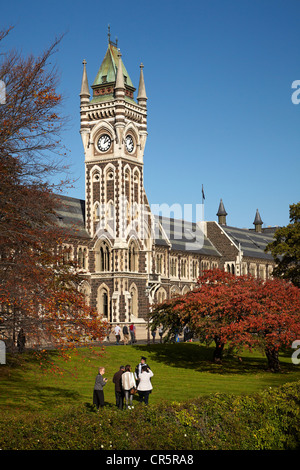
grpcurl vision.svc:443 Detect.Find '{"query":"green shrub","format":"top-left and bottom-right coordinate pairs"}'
top-left (1, 381), bottom-right (300, 450)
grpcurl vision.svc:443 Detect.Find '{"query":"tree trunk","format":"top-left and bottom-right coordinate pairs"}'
top-left (265, 347), bottom-right (281, 372)
top-left (213, 336), bottom-right (224, 363)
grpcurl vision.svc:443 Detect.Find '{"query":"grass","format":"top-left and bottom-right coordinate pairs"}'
top-left (1, 341), bottom-right (300, 416)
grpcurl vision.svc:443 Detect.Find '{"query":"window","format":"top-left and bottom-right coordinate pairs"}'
top-left (170, 258), bottom-right (177, 277)
top-left (77, 247), bottom-right (88, 270)
top-left (93, 203), bottom-right (100, 221)
top-left (62, 244), bottom-right (73, 264)
top-left (156, 253), bottom-right (163, 274)
top-left (192, 260), bottom-right (198, 279)
top-left (128, 242), bottom-right (138, 272)
top-left (96, 241), bottom-right (111, 272)
top-left (181, 258), bottom-right (187, 278)
top-left (130, 285), bottom-right (138, 317)
top-left (98, 286), bottom-right (110, 319)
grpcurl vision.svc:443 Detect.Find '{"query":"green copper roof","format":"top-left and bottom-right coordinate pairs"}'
top-left (92, 43), bottom-right (135, 89)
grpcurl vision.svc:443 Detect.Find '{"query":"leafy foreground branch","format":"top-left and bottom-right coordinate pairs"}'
top-left (1, 381), bottom-right (300, 450)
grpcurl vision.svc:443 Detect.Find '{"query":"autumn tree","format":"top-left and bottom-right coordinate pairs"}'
top-left (266, 202), bottom-right (300, 288)
top-left (229, 277), bottom-right (300, 372)
top-left (150, 269), bottom-right (300, 371)
top-left (0, 29), bottom-right (106, 351)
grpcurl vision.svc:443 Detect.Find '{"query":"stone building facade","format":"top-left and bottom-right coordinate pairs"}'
top-left (56, 37), bottom-right (276, 326)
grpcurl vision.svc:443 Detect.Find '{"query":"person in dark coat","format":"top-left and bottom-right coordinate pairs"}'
top-left (17, 328), bottom-right (26, 353)
top-left (93, 367), bottom-right (108, 410)
top-left (113, 365), bottom-right (125, 409)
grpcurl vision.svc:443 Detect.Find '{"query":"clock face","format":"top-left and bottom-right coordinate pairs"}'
top-left (125, 135), bottom-right (134, 153)
top-left (97, 134), bottom-right (111, 152)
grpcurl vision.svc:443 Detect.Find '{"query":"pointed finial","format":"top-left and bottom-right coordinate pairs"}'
top-left (115, 51), bottom-right (125, 91)
top-left (137, 62), bottom-right (147, 106)
top-left (80, 59), bottom-right (90, 99)
top-left (108, 24), bottom-right (111, 43)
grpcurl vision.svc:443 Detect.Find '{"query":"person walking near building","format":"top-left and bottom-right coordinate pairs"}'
top-left (122, 324), bottom-right (129, 345)
top-left (137, 365), bottom-right (153, 405)
top-left (114, 324), bottom-right (121, 345)
top-left (158, 325), bottom-right (164, 343)
top-left (113, 365), bottom-right (125, 409)
top-left (121, 364), bottom-right (136, 409)
top-left (93, 367), bottom-right (108, 410)
top-left (17, 328), bottom-right (26, 353)
top-left (151, 327), bottom-right (156, 343)
top-left (129, 323), bottom-right (136, 344)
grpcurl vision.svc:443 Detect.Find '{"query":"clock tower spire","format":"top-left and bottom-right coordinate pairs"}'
top-left (79, 36), bottom-right (151, 323)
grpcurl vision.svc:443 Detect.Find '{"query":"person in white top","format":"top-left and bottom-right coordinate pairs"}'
top-left (114, 324), bottom-right (121, 345)
top-left (137, 365), bottom-right (154, 405)
top-left (121, 364), bottom-right (136, 409)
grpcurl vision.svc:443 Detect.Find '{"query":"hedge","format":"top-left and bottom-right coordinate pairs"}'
top-left (1, 381), bottom-right (300, 450)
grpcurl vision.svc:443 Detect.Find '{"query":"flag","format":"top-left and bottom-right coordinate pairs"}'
top-left (202, 184), bottom-right (205, 201)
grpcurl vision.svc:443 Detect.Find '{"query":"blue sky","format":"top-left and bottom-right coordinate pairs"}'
top-left (1, 0), bottom-right (300, 228)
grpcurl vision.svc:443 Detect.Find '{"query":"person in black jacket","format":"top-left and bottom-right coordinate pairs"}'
top-left (93, 367), bottom-right (108, 410)
top-left (113, 365), bottom-right (125, 409)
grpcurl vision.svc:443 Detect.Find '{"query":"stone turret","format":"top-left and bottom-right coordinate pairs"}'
top-left (253, 209), bottom-right (263, 232)
top-left (217, 199), bottom-right (227, 225)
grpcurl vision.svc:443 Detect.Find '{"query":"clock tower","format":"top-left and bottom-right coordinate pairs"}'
top-left (79, 34), bottom-right (153, 322)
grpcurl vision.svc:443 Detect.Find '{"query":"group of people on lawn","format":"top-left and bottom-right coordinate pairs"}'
top-left (93, 356), bottom-right (153, 410)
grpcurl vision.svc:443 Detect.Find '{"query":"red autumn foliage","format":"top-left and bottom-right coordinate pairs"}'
top-left (151, 269), bottom-right (300, 371)
top-left (0, 30), bottom-right (107, 353)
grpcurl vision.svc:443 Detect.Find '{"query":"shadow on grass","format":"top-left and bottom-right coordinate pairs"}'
top-left (133, 342), bottom-right (295, 375)
top-left (0, 352), bottom-right (82, 412)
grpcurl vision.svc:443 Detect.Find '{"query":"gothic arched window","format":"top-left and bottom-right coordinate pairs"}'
top-left (96, 241), bottom-right (111, 272)
top-left (128, 241), bottom-right (138, 272)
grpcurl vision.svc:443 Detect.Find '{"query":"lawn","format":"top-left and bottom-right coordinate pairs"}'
top-left (1, 341), bottom-right (300, 416)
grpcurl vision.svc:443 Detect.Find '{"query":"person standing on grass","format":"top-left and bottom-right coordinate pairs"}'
top-left (134, 356), bottom-right (150, 383)
top-left (137, 365), bottom-right (153, 405)
top-left (113, 365), bottom-right (125, 410)
top-left (122, 364), bottom-right (136, 409)
top-left (93, 367), bottom-right (108, 410)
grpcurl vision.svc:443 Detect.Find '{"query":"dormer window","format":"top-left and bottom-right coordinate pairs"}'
top-left (102, 75), bottom-right (107, 83)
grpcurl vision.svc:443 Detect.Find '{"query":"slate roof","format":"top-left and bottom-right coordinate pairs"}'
top-left (53, 196), bottom-right (222, 256)
top-left (221, 225), bottom-right (275, 261)
top-left (154, 215), bottom-right (221, 257)
top-left (54, 196), bottom-right (275, 261)
top-left (54, 195), bottom-right (89, 238)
